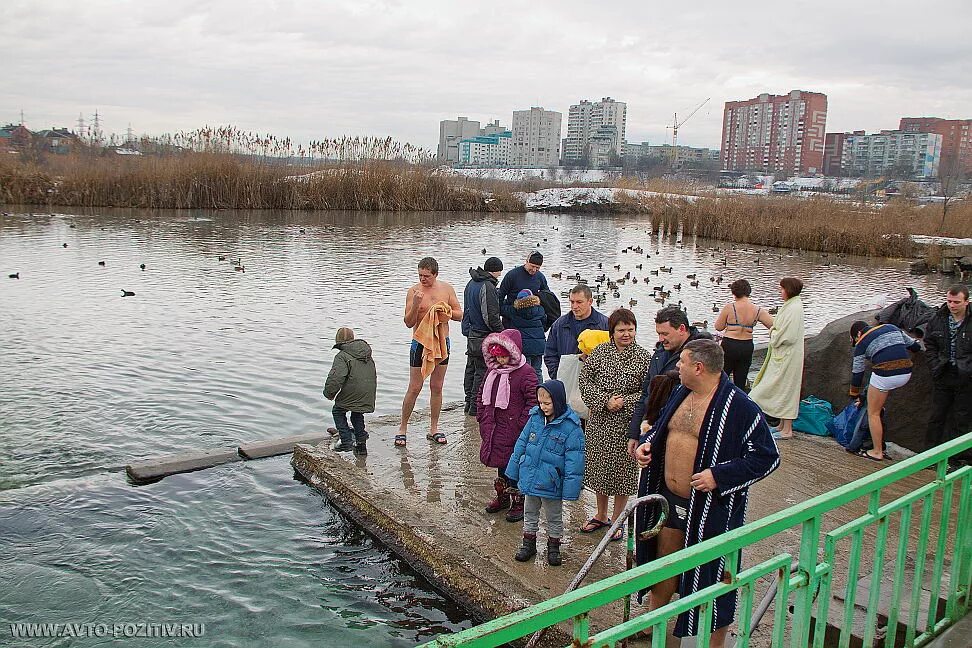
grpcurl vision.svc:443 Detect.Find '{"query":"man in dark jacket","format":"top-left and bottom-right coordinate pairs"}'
top-left (498, 251), bottom-right (549, 328)
top-left (924, 284), bottom-right (971, 463)
top-left (462, 257), bottom-right (504, 416)
top-left (324, 327), bottom-right (378, 455)
top-left (627, 306), bottom-right (711, 453)
top-left (543, 284), bottom-right (609, 379)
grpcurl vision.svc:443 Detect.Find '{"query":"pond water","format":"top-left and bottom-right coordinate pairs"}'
top-left (0, 207), bottom-right (949, 645)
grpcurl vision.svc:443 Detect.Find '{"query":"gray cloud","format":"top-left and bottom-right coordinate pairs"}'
top-left (2, 0), bottom-right (969, 151)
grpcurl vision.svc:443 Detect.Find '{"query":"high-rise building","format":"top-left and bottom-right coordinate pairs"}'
top-left (899, 117), bottom-right (972, 173)
top-left (720, 90), bottom-right (828, 175)
top-left (564, 97), bottom-right (626, 167)
top-left (825, 130), bottom-right (942, 178)
top-left (510, 107), bottom-right (562, 168)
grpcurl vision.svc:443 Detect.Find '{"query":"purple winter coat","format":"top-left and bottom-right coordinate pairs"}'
top-left (476, 329), bottom-right (539, 469)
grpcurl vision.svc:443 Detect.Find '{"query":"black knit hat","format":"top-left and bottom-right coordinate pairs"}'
top-left (484, 257), bottom-right (503, 272)
top-left (528, 251), bottom-right (543, 265)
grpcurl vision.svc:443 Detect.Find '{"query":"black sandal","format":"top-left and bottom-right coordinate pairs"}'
top-left (426, 432), bottom-right (447, 445)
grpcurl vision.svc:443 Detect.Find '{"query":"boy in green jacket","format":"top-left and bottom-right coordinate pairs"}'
top-left (324, 327), bottom-right (377, 455)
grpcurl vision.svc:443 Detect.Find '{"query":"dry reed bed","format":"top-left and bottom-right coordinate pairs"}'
top-left (0, 154), bottom-right (524, 212)
top-left (616, 191), bottom-right (972, 257)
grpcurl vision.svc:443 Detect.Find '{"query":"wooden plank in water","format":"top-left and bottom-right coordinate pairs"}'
top-left (238, 433), bottom-right (328, 459)
top-left (125, 448), bottom-right (242, 484)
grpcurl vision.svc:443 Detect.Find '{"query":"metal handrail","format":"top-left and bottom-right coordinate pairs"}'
top-left (422, 432), bottom-right (972, 648)
top-left (524, 494), bottom-right (669, 648)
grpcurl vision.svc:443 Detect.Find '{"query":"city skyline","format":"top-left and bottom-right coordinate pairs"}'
top-left (2, 1), bottom-right (970, 151)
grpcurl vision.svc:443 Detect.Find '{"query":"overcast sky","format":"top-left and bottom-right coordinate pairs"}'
top-left (3, 1), bottom-right (970, 152)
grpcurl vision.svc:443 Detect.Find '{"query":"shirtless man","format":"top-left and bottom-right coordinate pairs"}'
top-left (397, 257), bottom-right (462, 447)
top-left (633, 339), bottom-right (779, 646)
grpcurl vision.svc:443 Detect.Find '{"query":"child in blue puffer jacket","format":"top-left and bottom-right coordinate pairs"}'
top-left (505, 379), bottom-right (585, 566)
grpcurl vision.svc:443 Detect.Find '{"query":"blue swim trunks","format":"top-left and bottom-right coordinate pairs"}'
top-left (409, 337), bottom-right (450, 368)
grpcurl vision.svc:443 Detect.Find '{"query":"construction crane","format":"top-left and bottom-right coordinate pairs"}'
top-left (666, 97), bottom-right (710, 171)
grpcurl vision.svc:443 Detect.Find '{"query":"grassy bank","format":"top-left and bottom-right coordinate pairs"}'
top-left (0, 152), bottom-right (524, 212)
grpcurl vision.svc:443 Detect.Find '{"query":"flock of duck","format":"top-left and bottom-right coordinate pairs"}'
top-left (3, 216), bottom-right (245, 296)
top-left (481, 224), bottom-right (789, 331)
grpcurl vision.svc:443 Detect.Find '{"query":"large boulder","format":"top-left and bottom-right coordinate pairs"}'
top-left (749, 310), bottom-right (934, 452)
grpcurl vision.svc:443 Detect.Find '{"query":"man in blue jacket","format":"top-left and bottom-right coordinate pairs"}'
top-left (627, 306), bottom-right (710, 454)
top-left (498, 251), bottom-right (549, 328)
top-left (543, 285), bottom-right (609, 379)
top-left (461, 257), bottom-right (504, 415)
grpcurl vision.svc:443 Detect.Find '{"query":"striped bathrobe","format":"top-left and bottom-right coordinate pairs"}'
top-left (635, 373), bottom-right (780, 637)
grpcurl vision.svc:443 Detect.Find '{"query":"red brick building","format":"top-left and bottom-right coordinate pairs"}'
top-left (899, 117), bottom-right (972, 173)
top-left (721, 90), bottom-right (828, 175)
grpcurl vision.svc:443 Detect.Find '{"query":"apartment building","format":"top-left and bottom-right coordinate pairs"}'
top-left (564, 97), bottom-right (626, 167)
top-left (899, 117), bottom-right (972, 172)
top-left (720, 90), bottom-right (828, 175)
top-left (457, 131), bottom-right (512, 167)
top-left (510, 107), bottom-right (562, 168)
top-left (825, 130), bottom-right (942, 178)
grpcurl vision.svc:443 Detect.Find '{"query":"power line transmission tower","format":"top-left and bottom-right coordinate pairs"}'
top-left (91, 109), bottom-right (103, 145)
top-left (77, 113), bottom-right (87, 140)
top-left (125, 123), bottom-right (135, 145)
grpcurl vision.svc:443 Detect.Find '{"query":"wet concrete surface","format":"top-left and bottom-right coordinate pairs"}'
top-left (292, 402), bottom-right (962, 647)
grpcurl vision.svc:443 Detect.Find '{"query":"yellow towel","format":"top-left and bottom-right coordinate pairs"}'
top-left (414, 302), bottom-right (452, 378)
top-left (577, 329), bottom-right (610, 355)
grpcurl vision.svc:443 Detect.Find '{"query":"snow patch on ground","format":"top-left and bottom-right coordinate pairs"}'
top-left (518, 187), bottom-right (698, 210)
top-left (438, 167), bottom-right (616, 183)
top-left (911, 235), bottom-right (972, 246)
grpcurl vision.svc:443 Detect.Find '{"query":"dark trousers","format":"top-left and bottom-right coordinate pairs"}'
top-left (332, 406), bottom-right (368, 445)
top-left (721, 337), bottom-right (755, 390)
top-left (497, 466), bottom-right (517, 489)
top-left (527, 355), bottom-right (543, 384)
top-left (464, 352), bottom-right (487, 414)
top-left (926, 367), bottom-right (972, 461)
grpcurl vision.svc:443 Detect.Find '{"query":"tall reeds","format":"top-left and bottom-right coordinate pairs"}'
top-left (631, 194), bottom-right (956, 257)
top-left (0, 126), bottom-right (523, 212)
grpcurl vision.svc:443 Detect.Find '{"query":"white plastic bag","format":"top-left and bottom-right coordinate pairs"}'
top-left (557, 354), bottom-right (589, 419)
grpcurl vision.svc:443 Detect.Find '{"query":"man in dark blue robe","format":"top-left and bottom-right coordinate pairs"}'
top-left (634, 339), bottom-right (779, 645)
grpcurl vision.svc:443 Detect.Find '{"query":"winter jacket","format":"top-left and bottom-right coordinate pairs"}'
top-left (461, 267), bottom-right (502, 358)
top-left (543, 309), bottom-right (610, 379)
top-left (498, 266), bottom-right (549, 325)
top-left (501, 294), bottom-right (547, 357)
top-left (323, 339), bottom-right (377, 413)
top-left (924, 303), bottom-right (972, 378)
top-left (627, 327), bottom-right (711, 439)
top-left (506, 379), bottom-right (585, 501)
top-left (476, 329), bottom-right (538, 468)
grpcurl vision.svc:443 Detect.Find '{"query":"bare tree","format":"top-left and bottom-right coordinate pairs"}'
top-left (938, 152), bottom-right (965, 233)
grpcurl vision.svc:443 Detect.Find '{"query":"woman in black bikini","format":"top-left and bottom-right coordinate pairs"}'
top-left (714, 279), bottom-right (774, 390)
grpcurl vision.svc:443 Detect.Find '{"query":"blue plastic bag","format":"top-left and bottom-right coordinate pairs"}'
top-left (827, 401), bottom-right (864, 448)
top-left (793, 396), bottom-right (834, 436)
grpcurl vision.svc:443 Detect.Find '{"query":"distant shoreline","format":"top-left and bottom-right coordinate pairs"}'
top-left (2, 153), bottom-right (969, 258)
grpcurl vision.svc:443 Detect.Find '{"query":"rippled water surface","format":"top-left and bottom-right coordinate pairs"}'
top-left (0, 207), bottom-right (949, 644)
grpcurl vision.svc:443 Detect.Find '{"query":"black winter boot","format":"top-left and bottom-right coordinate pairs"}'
top-left (505, 490), bottom-right (525, 522)
top-left (546, 537), bottom-right (562, 566)
top-left (514, 533), bottom-right (537, 562)
top-left (485, 478), bottom-right (511, 513)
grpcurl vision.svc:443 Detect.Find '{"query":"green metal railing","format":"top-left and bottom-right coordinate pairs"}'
top-left (421, 433), bottom-right (972, 648)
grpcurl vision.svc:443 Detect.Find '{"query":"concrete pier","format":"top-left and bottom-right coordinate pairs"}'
top-left (291, 404), bottom-right (959, 646)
